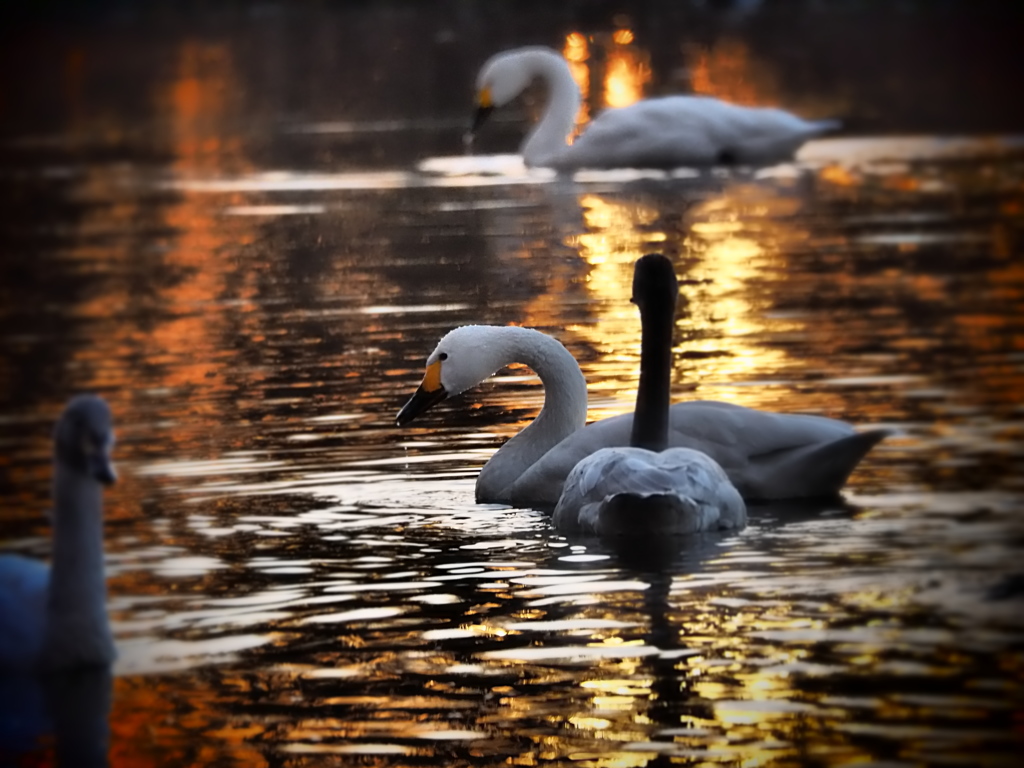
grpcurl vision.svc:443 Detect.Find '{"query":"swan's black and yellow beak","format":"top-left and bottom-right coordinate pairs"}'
top-left (396, 360), bottom-right (448, 426)
top-left (469, 87), bottom-right (494, 136)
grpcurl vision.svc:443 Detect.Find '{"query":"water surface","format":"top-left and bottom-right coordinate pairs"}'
top-left (1, 3), bottom-right (1022, 765)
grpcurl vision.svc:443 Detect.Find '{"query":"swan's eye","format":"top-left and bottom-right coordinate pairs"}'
top-left (439, 352), bottom-right (449, 362)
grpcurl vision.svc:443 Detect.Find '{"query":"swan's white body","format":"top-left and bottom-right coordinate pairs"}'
top-left (0, 396), bottom-right (117, 670)
top-left (397, 325), bottom-right (888, 507)
top-left (473, 47), bottom-right (839, 170)
top-left (553, 253), bottom-right (745, 536)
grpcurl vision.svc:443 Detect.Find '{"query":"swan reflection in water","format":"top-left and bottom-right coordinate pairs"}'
top-left (0, 666), bottom-right (112, 766)
top-left (543, 496), bottom-right (846, 757)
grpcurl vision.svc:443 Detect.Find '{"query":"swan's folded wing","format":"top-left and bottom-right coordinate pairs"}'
top-left (554, 448), bottom-right (688, 533)
top-left (569, 97), bottom-right (834, 169)
top-left (570, 97), bottom-right (723, 168)
top-left (0, 556), bottom-right (48, 668)
top-left (569, 447), bottom-right (725, 499)
top-left (505, 401), bottom-right (888, 506)
top-left (666, 401), bottom-right (855, 453)
top-left (667, 402), bottom-right (890, 498)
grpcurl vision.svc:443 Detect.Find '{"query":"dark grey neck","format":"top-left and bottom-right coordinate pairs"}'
top-left (48, 462), bottom-right (107, 614)
top-left (630, 298), bottom-right (674, 452)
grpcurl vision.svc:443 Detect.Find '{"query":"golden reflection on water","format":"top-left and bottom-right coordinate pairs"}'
top-left (562, 29), bottom-right (652, 127)
top-left (563, 182), bottom-right (843, 419)
top-left (603, 40), bottom-right (651, 110)
top-left (687, 36), bottom-right (848, 121)
top-left (153, 40), bottom-right (260, 421)
top-left (562, 33), bottom-right (591, 134)
top-left (3, 16), bottom-right (1024, 768)
top-left (560, 31), bottom-right (832, 127)
top-left (567, 193), bottom-right (665, 416)
top-left (63, 38), bottom-right (260, 430)
top-left (682, 190), bottom-right (808, 399)
top-left (688, 38), bottom-right (781, 107)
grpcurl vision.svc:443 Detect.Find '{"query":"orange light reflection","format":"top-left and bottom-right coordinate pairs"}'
top-left (604, 42), bottom-right (651, 109)
top-left (566, 186), bottom-right (833, 422)
top-left (563, 32), bottom-right (591, 137)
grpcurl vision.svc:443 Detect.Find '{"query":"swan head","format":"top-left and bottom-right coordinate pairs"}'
top-left (470, 47), bottom-right (555, 135)
top-left (55, 395), bottom-right (117, 485)
top-left (397, 325), bottom-right (514, 426)
top-left (632, 253), bottom-right (679, 313)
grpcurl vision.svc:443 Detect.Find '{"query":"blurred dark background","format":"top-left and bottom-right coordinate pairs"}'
top-left (1, 0), bottom-right (1023, 147)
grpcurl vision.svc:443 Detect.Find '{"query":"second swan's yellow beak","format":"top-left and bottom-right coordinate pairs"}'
top-left (396, 360), bottom-right (448, 426)
top-left (470, 87), bottom-right (495, 135)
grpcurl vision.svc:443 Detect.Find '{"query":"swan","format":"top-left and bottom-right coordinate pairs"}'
top-left (469, 46), bottom-right (839, 170)
top-left (0, 395), bottom-right (117, 670)
top-left (553, 254), bottom-right (746, 536)
top-left (0, 666), bottom-right (112, 761)
top-left (396, 310), bottom-right (888, 510)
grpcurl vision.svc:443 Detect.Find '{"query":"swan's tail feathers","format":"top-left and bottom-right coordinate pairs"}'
top-left (806, 118), bottom-right (842, 136)
top-left (591, 494), bottom-right (699, 537)
top-left (750, 428), bottom-right (891, 500)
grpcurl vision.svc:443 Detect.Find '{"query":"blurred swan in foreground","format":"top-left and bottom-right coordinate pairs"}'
top-left (553, 254), bottom-right (746, 535)
top-left (468, 46), bottom-right (839, 170)
top-left (396, 309), bottom-right (887, 509)
top-left (0, 666), bottom-right (112, 764)
top-left (0, 395), bottom-right (117, 670)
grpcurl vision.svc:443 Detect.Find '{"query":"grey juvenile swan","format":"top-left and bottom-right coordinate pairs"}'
top-left (0, 395), bottom-right (117, 670)
top-left (553, 254), bottom-right (746, 536)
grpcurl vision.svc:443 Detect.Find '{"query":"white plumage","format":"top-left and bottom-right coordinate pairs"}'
top-left (471, 46), bottom-right (839, 170)
top-left (397, 327), bottom-right (888, 507)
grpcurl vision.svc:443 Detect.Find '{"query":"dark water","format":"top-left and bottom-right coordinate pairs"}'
top-left (1, 2), bottom-right (1023, 766)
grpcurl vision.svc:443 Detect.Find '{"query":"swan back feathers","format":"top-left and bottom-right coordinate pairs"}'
top-left (554, 447), bottom-right (746, 536)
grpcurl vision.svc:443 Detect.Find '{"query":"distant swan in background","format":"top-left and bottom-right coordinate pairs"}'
top-left (469, 46), bottom-right (839, 170)
top-left (0, 395), bottom-right (117, 670)
top-left (553, 254), bottom-right (746, 536)
top-left (397, 317), bottom-right (887, 509)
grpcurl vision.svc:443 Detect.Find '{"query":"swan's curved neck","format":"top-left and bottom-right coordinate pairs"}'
top-left (475, 327), bottom-right (588, 500)
top-left (520, 50), bottom-right (581, 168)
top-left (631, 301), bottom-right (674, 452)
top-left (43, 461), bottom-right (112, 665)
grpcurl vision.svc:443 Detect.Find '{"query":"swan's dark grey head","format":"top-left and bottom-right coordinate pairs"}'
top-left (632, 253), bottom-right (679, 313)
top-left (54, 395), bottom-right (117, 485)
